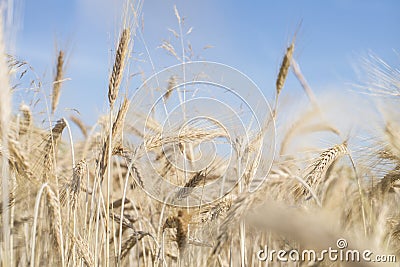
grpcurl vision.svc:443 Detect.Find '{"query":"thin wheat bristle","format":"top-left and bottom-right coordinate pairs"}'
top-left (52, 50), bottom-right (65, 114)
top-left (108, 28), bottom-right (130, 107)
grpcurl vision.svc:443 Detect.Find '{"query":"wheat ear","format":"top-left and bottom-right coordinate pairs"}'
top-left (52, 50), bottom-right (65, 114)
top-left (163, 210), bottom-right (188, 256)
top-left (108, 28), bottom-right (130, 107)
top-left (19, 104), bottom-right (31, 136)
top-left (299, 143), bottom-right (347, 200)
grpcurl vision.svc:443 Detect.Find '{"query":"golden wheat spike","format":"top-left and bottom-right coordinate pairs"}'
top-left (52, 50), bottom-right (65, 114)
top-left (163, 211), bottom-right (188, 256)
top-left (44, 186), bottom-right (63, 253)
top-left (108, 28), bottom-right (130, 107)
top-left (301, 143), bottom-right (348, 198)
top-left (120, 231), bottom-right (150, 259)
top-left (60, 159), bottom-right (86, 209)
top-left (276, 42), bottom-right (294, 96)
top-left (99, 97), bottom-right (130, 180)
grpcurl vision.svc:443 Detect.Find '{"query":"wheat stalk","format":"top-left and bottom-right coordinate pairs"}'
top-left (0, 15), bottom-right (12, 265)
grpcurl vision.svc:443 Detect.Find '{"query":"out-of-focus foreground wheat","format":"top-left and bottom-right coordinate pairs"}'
top-left (1, 3), bottom-right (400, 267)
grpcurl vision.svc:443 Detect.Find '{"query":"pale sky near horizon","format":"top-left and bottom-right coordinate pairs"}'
top-left (11, 0), bottom-right (400, 134)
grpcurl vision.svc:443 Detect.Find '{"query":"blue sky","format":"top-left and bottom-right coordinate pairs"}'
top-left (13, 0), bottom-right (400, 129)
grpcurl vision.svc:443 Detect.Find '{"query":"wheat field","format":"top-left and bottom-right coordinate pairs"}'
top-left (0, 2), bottom-right (400, 267)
